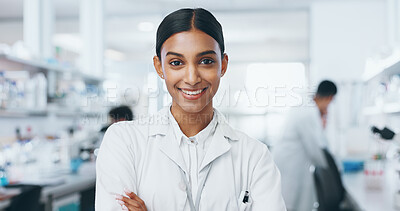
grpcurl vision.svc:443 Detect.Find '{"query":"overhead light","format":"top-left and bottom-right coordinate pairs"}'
top-left (138, 22), bottom-right (155, 32)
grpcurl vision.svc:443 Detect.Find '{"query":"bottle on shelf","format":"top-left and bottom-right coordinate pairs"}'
top-left (15, 127), bottom-right (22, 141)
top-left (25, 126), bottom-right (33, 141)
top-left (8, 80), bottom-right (18, 108)
top-left (0, 71), bottom-right (7, 109)
top-left (25, 76), bottom-right (35, 109)
top-left (35, 73), bottom-right (47, 110)
top-left (0, 167), bottom-right (8, 186)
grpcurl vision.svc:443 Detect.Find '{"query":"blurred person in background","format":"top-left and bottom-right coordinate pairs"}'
top-left (100, 105), bottom-right (134, 133)
top-left (272, 80), bottom-right (337, 211)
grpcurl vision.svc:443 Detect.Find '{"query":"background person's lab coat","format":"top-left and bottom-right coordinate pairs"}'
top-left (272, 105), bottom-right (328, 211)
top-left (95, 108), bottom-right (286, 211)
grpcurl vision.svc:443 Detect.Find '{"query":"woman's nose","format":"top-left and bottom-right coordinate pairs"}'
top-left (184, 64), bottom-right (201, 85)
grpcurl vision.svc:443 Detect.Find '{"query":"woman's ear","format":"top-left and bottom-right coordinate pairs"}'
top-left (221, 53), bottom-right (229, 77)
top-left (153, 56), bottom-right (164, 79)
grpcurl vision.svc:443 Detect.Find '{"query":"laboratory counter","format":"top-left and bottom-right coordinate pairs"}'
top-left (0, 188), bottom-right (20, 210)
top-left (342, 160), bottom-right (399, 211)
top-left (41, 162), bottom-right (96, 211)
top-left (0, 161), bottom-right (96, 211)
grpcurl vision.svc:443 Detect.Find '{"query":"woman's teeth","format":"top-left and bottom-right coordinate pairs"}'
top-left (181, 89), bottom-right (203, 95)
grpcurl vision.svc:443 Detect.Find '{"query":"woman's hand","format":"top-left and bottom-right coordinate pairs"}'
top-left (115, 189), bottom-right (147, 211)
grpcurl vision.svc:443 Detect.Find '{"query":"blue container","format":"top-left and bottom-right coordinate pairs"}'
top-left (58, 203), bottom-right (80, 211)
top-left (0, 168), bottom-right (8, 186)
top-left (342, 160), bottom-right (364, 173)
top-left (70, 158), bottom-right (83, 174)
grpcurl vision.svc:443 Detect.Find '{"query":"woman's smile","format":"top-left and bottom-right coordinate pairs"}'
top-left (178, 87), bottom-right (208, 100)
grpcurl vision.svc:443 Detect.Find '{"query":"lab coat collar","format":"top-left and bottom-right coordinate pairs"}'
top-left (167, 107), bottom-right (218, 146)
top-left (158, 125), bottom-right (188, 174)
top-left (148, 106), bottom-right (239, 142)
top-left (214, 109), bottom-right (239, 142)
top-left (148, 107), bottom-right (170, 136)
top-left (150, 106), bottom-right (240, 172)
top-left (198, 123), bottom-right (231, 172)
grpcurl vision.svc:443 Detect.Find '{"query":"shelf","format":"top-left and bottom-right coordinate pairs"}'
top-left (0, 53), bottom-right (103, 83)
top-left (363, 50), bottom-right (400, 82)
top-left (362, 106), bottom-right (382, 116)
top-left (362, 102), bottom-right (400, 116)
top-left (0, 107), bottom-right (105, 118)
top-left (0, 108), bottom-right (47, 117)
top-left (51, 108), bottom-right (104, 117)
top-left (382, 102), bottom-right (400, 113)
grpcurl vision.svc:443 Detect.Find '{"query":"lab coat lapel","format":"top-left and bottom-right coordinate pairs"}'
top-left (158, 125), bottom-right (188, 174)
top-left (199, 124), bottom-right (231, 172)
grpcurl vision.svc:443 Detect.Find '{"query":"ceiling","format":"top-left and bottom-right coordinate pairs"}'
top-left (0, 0), bottom-right (311, 67)
top-left (0, 0), bottom-right (314, 19)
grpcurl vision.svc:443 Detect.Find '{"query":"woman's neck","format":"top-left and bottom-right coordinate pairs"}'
top-left (170, 103), bottom-right (214, 137)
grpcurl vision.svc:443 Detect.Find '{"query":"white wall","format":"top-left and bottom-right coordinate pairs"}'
top-left (310, 0), bottom-right (386, 83)
top-left (0, 22), bottom-right (23, 45)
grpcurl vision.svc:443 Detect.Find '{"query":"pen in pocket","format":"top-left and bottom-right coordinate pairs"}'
top-left (242, 191), bottom-right (249, 203)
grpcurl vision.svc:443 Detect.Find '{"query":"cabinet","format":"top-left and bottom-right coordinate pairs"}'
top-left (362, 52), bottom-right (400, 116)
top-left (0, 53), bottom-right (104, 117)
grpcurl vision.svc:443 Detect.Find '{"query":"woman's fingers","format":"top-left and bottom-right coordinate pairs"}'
top-left (124, 189), bottom-right (147, 210)
top-left (121, 196), bottom-right (142, 208)
top-left (115, 192), bottom-right (147, 211)
top-left (115, 194), bottom-right (139, 210)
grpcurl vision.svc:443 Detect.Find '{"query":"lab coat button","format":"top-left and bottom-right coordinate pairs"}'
top-left (179, 182), bottom-right (186, 191)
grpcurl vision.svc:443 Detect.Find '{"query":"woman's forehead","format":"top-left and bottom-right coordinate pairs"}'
top-left (160, 30), bottom-right (221, 56)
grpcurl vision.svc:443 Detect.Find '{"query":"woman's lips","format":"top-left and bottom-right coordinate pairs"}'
top-left (178, 87), bottom-right (208, 100)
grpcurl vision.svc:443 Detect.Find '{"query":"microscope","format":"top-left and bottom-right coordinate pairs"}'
top-left (371, 126), bottom-right (395, 141)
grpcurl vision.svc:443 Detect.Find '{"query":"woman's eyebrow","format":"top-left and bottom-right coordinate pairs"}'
top-left (165, 50), bottom-right (216, 58)
top-left (197, 50), bottom-right (216, 57)
top-left (166, 51), bottom-right (184, 57)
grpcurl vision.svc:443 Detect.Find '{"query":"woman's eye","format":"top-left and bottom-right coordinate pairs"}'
top-left (170, 61), bottom-right (182, 66)
top-left (200, 59), bottom-right (214, 65)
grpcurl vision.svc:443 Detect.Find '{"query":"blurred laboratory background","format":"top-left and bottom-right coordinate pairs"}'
top-left (0, 0), bottom-right (399, 210)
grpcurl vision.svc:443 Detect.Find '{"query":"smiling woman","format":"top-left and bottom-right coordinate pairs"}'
top-left (95, 8), bottom-right (286, 211)
top-left (154, 29), bottom-right (227, 130)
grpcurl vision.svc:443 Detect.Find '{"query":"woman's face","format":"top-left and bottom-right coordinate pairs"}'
top-left (153, 29), bottom-right (228, 114)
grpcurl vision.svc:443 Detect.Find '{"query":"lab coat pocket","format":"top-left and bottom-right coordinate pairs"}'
top-left (238, 190), bottom-right (252, 211)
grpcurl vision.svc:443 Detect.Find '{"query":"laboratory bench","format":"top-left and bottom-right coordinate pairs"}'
top-left (0, 157), bottom-right (396, 210)
top-left (0, 188), bottom-right (20, 210)
top-left (342, 160), bottom-right (399, 211)
top-left (41, 162), bottom-right (96, 211)
top-left (0, 161), bottom-right (96, 211)
top-left (0, 201), bottom-right (10, 210)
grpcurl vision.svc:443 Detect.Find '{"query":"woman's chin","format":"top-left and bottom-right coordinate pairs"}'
top-left (180, 105), bottom-right (206, 114)
top-left (175, 101), bottom-right (211, 114)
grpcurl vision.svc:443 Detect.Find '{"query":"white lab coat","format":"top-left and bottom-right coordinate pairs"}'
top-left (272, 105), bottom-right (328, 211)
top-left (96, 107), bottom-right (286, 211)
